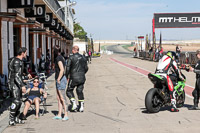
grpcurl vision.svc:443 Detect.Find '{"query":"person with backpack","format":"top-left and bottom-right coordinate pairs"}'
top-left (8, 47), bottom-right (31, 126)
top-left (53, 47), bottom-right (69, 121)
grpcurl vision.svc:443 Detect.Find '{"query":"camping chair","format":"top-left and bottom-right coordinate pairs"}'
top-left (23, 78), bottom-right (47, 116)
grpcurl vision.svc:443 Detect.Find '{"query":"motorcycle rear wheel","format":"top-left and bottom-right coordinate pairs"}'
top-left (145, 88), bottom-right (161, 113)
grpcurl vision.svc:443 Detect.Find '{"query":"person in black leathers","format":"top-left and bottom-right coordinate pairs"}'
top-left (8, 47), bottom-right (31, 126)
top-left (189, 49), bottom-right (200, 110)
top-left (39, 54), bottom-right (46, 73)
top-left (46, 49), bottom-right (51, 72)
top-left (66, 46), bottom-right (88, 112)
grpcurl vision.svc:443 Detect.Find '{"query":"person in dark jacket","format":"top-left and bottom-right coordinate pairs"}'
top-left (8, 47), bottom-right (31, 126)
top-left (46, 49), bottom-right (51, 73)
top-left (39, 54), bottom-right (46, 73)
top-left (189, 49), bottom-right (200, 110)
top-left (66, 46), bottom-right (88, 112)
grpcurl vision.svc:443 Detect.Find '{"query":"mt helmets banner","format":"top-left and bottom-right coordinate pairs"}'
top-left (154, 13), bottom-right (200, 28)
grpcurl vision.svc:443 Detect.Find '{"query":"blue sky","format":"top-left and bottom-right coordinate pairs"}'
top-left (72, 0), bottom-right (200, 40)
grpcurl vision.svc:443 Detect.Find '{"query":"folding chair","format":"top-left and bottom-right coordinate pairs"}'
top-left (23, 79), bottom-right (47, 116)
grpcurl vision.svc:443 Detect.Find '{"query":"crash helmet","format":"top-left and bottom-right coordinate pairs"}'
top-left (166, 51), bottom-right (177, 60)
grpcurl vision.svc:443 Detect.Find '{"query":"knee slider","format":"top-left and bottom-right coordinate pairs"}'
top-left (10, 100), bottom-right (21, 111)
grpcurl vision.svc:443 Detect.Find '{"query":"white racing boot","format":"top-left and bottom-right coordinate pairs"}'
top-left (9, 120), bottom-right (16, 126)
top-left (70, 98), bottom-right (77, 111)
top-left (78, 101), bottom-right (84, 112)
top-left (15, 117), bottom-right (25, 124)
top-left (171, 99), bottom-right (179, 112)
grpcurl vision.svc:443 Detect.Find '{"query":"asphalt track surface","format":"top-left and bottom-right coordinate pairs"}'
top-left (107, 45), bottom-right (194, 98)
top-left (2, 45), bottom-right (200, 133)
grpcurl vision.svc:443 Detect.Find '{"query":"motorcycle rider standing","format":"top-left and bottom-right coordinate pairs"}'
top-left (66, 46), bottom-right (88, 112)
top-left (155, 51), bottom-right (184, 112)
top-left (189, 50), bottom-right (200, 110)
top-left (8, 47), bottom-right (31, 125)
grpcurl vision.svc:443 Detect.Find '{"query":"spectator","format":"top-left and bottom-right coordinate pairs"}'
top-left (46, 49), bottom-right (51, 73)
top-left (23, 55), bottom-right (32, 79)
top-left (88, 49), bottom-right (92, 64)
top-left (39, 54), bottom-right (45, 73)
top-left (176, 44), bottom-right (181, 62)
top-left (155, 46), bottom-right (160, 60)
top-left (149, 47), bottom-right (153, 54)
top-left (66, 46), bottom-right (88, 112)
top-left (21, 77), bottom-right (47, 119)
top-left (83, 51), bottom-right (89, 63)
top-left (159, 47), bottom-right (163, 59)
top-left (53, 47), bottom-right (69, 121)
top-left (133, 47), bottom-right (137, 57)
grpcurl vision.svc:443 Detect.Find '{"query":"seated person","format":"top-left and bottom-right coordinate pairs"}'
top-left (21, 77), bottom-right (47, 119)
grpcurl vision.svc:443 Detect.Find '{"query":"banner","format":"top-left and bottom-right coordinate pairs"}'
top-left (154, 13), bottom-right (200, 28)
top-left (36, 13), bottom-right (53, 24)
top-left (8, 0), bottom-right (34, 8)
top-left (25, 5), bottom-right (46, 18)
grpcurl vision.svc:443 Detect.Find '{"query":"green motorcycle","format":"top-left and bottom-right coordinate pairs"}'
top-left (145, 72), bottom-right (186, 113)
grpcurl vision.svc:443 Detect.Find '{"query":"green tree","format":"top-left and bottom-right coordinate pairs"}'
top-left (74, 23), bottom-right (87, 40)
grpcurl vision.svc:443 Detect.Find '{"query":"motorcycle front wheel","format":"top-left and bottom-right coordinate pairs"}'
top-left (145, 88), bottom-right (161, 113)
top-left (176, 90), bottom-right (185, 108)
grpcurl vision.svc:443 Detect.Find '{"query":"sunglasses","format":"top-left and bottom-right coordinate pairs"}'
top-left (33, 81), bottom-right (39, 83)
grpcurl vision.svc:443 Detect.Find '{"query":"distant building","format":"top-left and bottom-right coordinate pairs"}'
top-left (73, 38), bottom-right (88, 55)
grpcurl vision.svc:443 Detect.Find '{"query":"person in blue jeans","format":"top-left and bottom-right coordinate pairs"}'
top-left (53, 47), bottom-right (69, 121)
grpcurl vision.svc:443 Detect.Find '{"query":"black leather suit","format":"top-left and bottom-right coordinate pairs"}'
top-left (66, 53), bottom-right (88, 100)
top-left (192, 60), bottom-right (200, 106)
top-left (8, 57), bottom-right (25, 122)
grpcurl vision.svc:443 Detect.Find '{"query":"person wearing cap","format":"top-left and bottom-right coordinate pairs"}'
top-left (189, 49), bottom-right (200, 110)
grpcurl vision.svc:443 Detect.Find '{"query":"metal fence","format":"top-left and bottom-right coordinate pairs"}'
top-left (179, 52), bottom-right (197, 66)
top-left (138, 51), bottom-right (198, 66)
